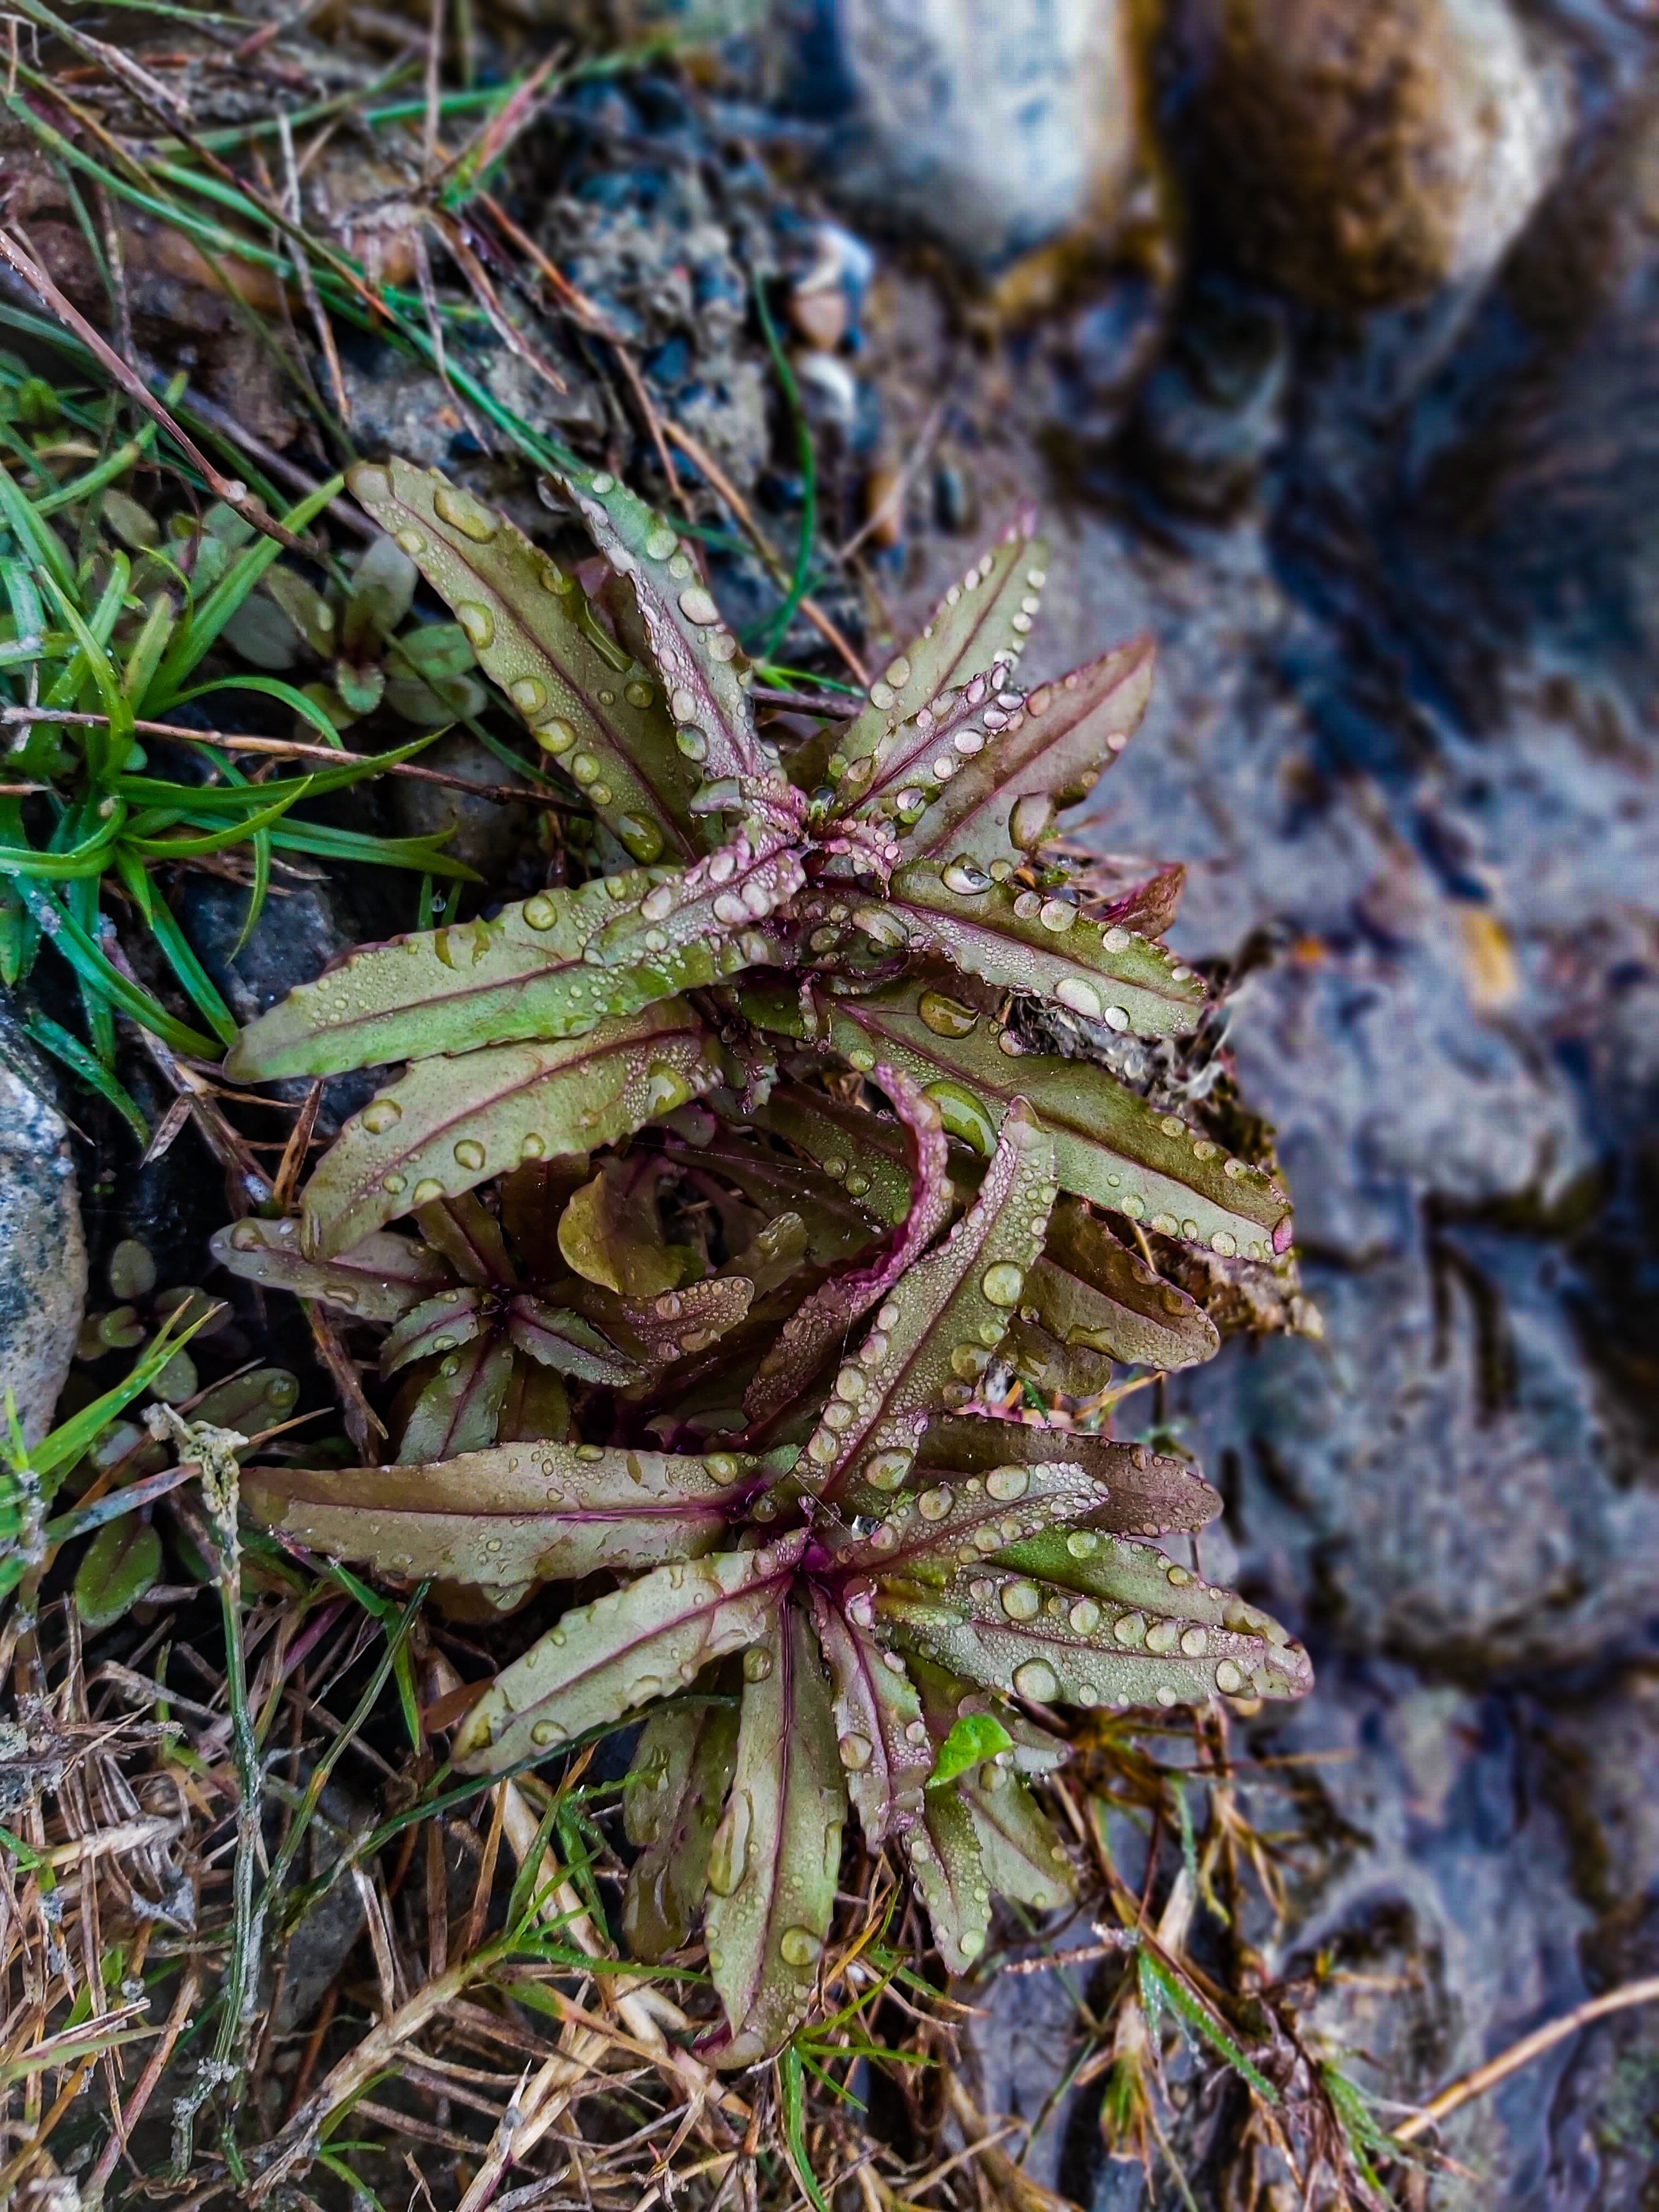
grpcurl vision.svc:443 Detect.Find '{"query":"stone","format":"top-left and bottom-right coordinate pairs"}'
top-left (0, 1022), bottom-right (87, 1446)
top-left (1183, 0), bottom-right (1570, 311)
top-left (387, 731), bottom-right (539, 891)
top-left (820, 0), bottom-right (1150, 270)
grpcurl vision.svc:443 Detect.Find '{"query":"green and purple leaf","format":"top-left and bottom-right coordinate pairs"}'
top-left (209, 1217), bottom-right (451, 1323)
top-left (810, 1592), bottom-right (933, 1846)
top-left (243, 1440), bottom-right (755, 1587)
top-left (755, 980), bottom-right (1291, 1262)
top-left (623, 1697), bottom-right (741, 1960)
top-left (799, 1101), bottom-right (1056, 1498)
top-left (346, 459), bottom-right (703, 862)
top-left (702, 1598), bottom-right (847, 2067)
top-left (452, 1534), bottom-right (805, 1770)
top-left (300, 1000), bottom-right (723, 1256)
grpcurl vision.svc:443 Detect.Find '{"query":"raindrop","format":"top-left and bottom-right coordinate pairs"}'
top-left (838, 1733), bottom-right (873, 1770)
top-left (742, 1645), bottom-right (774, 1681)
top-left (1000, 1581), bottom-right (1041, 1621)
top-left (778, 1926), bottom-right (820, 1968)
top-left (1012, 1658), bottom-right (1059, 1702)
top-left (985, 1465), bottom-right (1028, 1502)
top-left (454, 1139), bottom-right (486, 1171)
top-left (456, 602), bottom-right (495, 650)
top-left (980, 1262), bottom-right (1025, 1307)
top-left (918, 990), bottom-right (979, 1039)
top-left (434, 483), bottom-right (499, 541)
top-left (523, 895), bottom-right (558, 930)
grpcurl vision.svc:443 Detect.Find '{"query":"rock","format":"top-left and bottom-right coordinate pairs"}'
top-left (1388, 87), bottom-right (1659, 717)
top-left (1127, 273), bottom-right (1290, 514)
top-left (0, 1019), bottom-right (87, 1446)
top-left (387, 732), bottom-right (540, 891)
top-left (819, 0), bottom-right (1150, 270)
top-left (1183, 0), bottom-right (1570, 311)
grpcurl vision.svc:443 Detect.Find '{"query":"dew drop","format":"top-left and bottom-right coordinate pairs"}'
top-left (523, 894), bottom-right (559, 930)
top-left (1215, 1660), bottom-right (1244, 1695)
top-left (1055, 978), bottom-right (1102, 1019)
top-left (1114, 1613), bottom-right (1146, 1645)
top-left (456, 601), bottom-right (495, 649)
top-left (838, 1732), bottom-right (873, 1770)
top-left (411, 1178), bottom-right (444, 1205)
top-left (1000, 1581), bottom-right (1041, 1621)
top-left (617, 814), bottom-right (664, 862)
top-left (742, 1644), bottom-right (774, 1681)
top-left (678, 585), bottom-right (719, 626)
top-left (917, 1486), bottom-right (952, 1521)
top-left (779, 1925), bottom-right (820, 1967)
top-left (918, 989), bottom-right (978, 1039)
top-left (1068, 1599), bottom-right (1101, 1635)
top-left (1010, 793), bottom-right (1055, 848)
top-left (1012, 1658), bottom-right (1059, 1702)
top-left (864, 1450), bottom-right (912, 1491)
top-left (985, 1465), bottom-right (1028, 1502)
top-left (394, 526), bottom-right (426, 556)
top-left (454, 1139), bottom-right (486, 1171)
top-left (537, 716), bottom-right (576, 757)
top-left (981, 1262), bottom-right (1025, 1307)
top-left (435, 483), bottom-right (499, 541)
top-left (382, 1172), bottom-right (408, 1194)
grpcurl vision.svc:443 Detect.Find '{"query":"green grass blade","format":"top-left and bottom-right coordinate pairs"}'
top-left (22, 1008), bottom-right (150, 1144)
top-left (14, 876), bottom-right (220, 1056)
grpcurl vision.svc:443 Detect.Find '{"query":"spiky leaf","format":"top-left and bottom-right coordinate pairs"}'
top-left (623, 1698), bottom-right (741, 1960)
top-left (347, 459), bottom-right (703, 862)
top-left (873, 862), bottom-right (1206, 1036)
top-left (398, 1336), bottom-right (515, 1461)
top-left (301, 1000), bottom-right (721, 1256)
top-left (879, 1550), bottom-right (1312, 1712)
top-left (452, 1534), bottom-right (805, 1770)
top-left (703, 1598), bottom-right (847, 2067)
top-left (830, 516), bottom-right (1048, 798)
top-left (243, 1440), bottom-right (754, 1587)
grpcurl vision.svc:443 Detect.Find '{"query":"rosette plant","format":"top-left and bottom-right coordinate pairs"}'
top-left (217, 455), bottom-right (1311, 2066)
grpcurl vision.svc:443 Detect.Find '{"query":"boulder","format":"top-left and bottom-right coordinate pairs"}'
top-left (1184, 0), bottom-right (1570, 310)
top-left (0, 1024), bottom-right (87, 1446)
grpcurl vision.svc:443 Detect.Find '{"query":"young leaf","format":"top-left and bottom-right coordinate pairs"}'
top-left (765, 980), bottom-right (1292, 1262)
top-left (928, 1711), bottom-right (1014, 1788)
top-left (901, 637), bottom-right (1158, 867)
top-left (623, 1697), bottom-right (741, 1960)
top-left (613, 1276), bottom-right (757, 1367)
top-left (380, 1288), bottom-right (486, 1374)
top-left (703, 1597), bottom-right (847, 2067)
top-left (552, 462), bottom-right (773, 793)
top-left (242, 1440), bottom-right (755, 1585)
top-left (398, 1336), bottom-right (515, 1462)
top-left (799, 1101), bottom-right (1056, 1497)
top-left (210, 1217), bottom-right (452, 1323)
top-left (451, 1533), bottom-right (806, 1770)
top-left (346, 460), bottom-right (703, 863)
top-left (300, 1000), bottom-right (723, 1256)
top-left (507, 1297), bottom-right (640, 1384)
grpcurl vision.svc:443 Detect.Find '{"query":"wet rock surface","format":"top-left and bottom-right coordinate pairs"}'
top-left (0, 1017), bottom-right (87, 1445)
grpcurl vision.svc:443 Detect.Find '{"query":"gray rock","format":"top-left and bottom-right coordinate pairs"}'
top-left (822, 0), bottom-right (1148, 270)
top-left (388, 731), bottom-right (540, 891)
top-left (0, 1019), bottom-right (87, 1445)
top-left (1181, 0), bottom-right (1571, 311)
